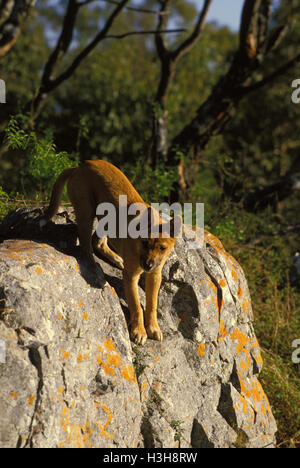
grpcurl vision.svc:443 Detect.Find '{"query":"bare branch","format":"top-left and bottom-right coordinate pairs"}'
top-left (155, 0), bottom-right (172, 61)
top-left (28, 0), bottom-right (129, 118)
top-left (172, 0), bottom-right (213, 61)
top-left (239, 0), bottom-right (261, 60)
top-left (99, 0), bottom-right (169, 15)
top-left (238, 52), bottom-right (300, 96)
top-left (266, 24), bottom-right (289, 53)
top-left (248, 224), bottom-right (300, 246)
top-left (78, 0), bottom-right (97, 6)
top-left (0, 0), bottom-right (36, 58)
top-left (149, 0), bottom-right (212, 166)
top-left (104, 28), bottom-right (185, 40)
top-left (256, 0), bottom-right (273, 52)
top-left (243, 172), bottom-right (300, 212)
top-left (41, 0), bottom-right (81, 85)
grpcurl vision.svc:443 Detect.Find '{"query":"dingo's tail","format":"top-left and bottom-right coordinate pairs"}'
top-left (40, 167), bottom-right (75, 227)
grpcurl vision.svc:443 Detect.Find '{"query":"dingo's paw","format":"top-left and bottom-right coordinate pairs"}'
top-left (146, 323), bottom-right (163, 342)
top-left (130, 325), bottom-right (147, 345)
top-left (113, 256), bottom-right (124, 270)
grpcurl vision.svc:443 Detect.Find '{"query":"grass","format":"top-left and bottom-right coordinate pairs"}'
top-left (212, 209), bottom-right (300, 448)
top-left (0, 193), bottom-right (71, 222)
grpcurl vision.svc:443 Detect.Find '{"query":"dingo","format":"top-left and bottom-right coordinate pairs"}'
top-left (41, 160), bottom-right (181, 345)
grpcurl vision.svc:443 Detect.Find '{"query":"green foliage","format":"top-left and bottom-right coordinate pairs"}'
top-left (170, 419), bottom-right (185, 445)
top-left (0, 185), bottom-right (9, 217)
top-left (5, 117), bottom-right (78, 193)
top-left (123, 160), bottom-right (178, 203)
top-left (214, 215), bottom-right (246, 243)
top-left (132, 346), bottom-right (150, 378)
top-left (209, 208), bottom-right (300, 448)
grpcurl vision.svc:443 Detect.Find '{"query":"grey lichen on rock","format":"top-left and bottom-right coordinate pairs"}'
top-left (0, 208), bottom-right (277, 448)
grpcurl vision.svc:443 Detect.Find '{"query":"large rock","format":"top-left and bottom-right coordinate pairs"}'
top-left (0, 208), bottom-right (277, 448)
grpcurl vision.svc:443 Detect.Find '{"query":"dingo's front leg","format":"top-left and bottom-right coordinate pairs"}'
top-left (92, 234), bottom-right (124, 270)
top-left (145, 269), bottom-right (163, 341)
top-left (145, 269), bottom-right (163, 342)
top-left (123, 270), bottom-right (147, 345)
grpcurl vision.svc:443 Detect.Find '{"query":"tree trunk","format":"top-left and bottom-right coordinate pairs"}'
top-left (0, 0), bottom-right (36, 58)
top-left (167, 52), bottom-right (251, 165)
top-left (165, 0), bottom-right (299, 202)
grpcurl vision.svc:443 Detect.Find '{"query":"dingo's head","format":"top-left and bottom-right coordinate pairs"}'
top-left (139, 207), bottom-right (181, 273)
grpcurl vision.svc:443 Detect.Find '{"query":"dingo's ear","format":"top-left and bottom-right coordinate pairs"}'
top-left (169, 215), bottom-right (182, 238)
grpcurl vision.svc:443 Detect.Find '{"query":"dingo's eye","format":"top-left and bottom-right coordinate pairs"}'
top-left (160, 245), bottom-right (166, 252)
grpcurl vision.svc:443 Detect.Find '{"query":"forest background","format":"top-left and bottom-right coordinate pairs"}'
top-left (0, 0), bottom-right (299, 447)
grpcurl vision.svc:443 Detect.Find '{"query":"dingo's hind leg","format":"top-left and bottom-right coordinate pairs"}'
top-left (76, 212), bottom-right (105, 287)
top-left (69, 189), bottom-right (105, 285)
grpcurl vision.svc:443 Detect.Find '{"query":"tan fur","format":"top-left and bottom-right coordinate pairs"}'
top-left (42, 160), bottom-right (180, 345)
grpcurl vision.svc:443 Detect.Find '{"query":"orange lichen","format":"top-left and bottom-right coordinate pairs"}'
top-left (121, 365), bottom-right (136, 383)
top-left (104, 339), bottom-right (116, 352)
top-left (61, 348), bottom-right (70, 359)
top-left (107, 354), bottom-right (121, 367)
top-left (27, 394), bottom-right (35, 406)
top-left (9, 392), bottom-right (18, 400)
top-left (242, 299), bottom-right (250, 314)
top-left (141, 381), bottom-right (148, 392)
top-left (231, 269), bottom-right (238, 281)
top-left (35, 267), bottom-right (43, 275)
top-left (219, 320), bottom-right (228, 338)
top-left (60, 406), bottom-right (94, 448)
top-left (240, 353), bottom-right (251, 372)
top-left (82, 313), bottom-right (88, 321)
top-left (230, 329), bottom-right (248, 354)
top-left (204, 231), bottom-right (243, 274)
top-left (197, 344), bottom-right (206, 357)
top-left (219, 279), bottom-right (226, 288)
top-left (237, 393), bottom-right (249, 415)
top-left (97, 358), bottom-right (115, 376)
top-left (101, 405), bottom-right (113, 430)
